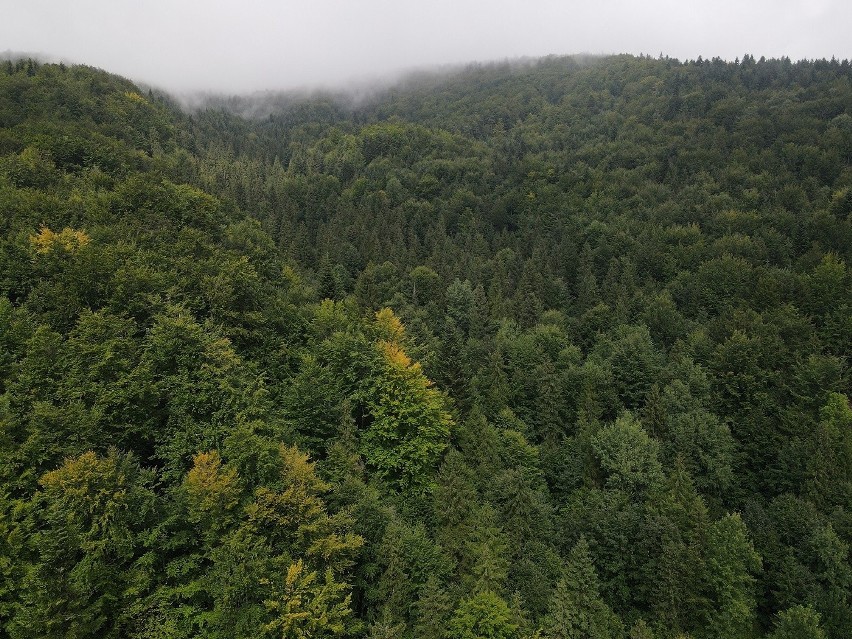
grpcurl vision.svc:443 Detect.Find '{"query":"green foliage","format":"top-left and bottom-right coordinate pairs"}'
top-left (135, 443), bottom-right (362, 639)
top-left (541, 537), bottom-right (623, 639)
top-left (9, 450), bottom-right (156, 638)
top-left (449, 590), bottom-right (519, 639)
top-left (767, 605), bottom-right (826, 639)
top-left (413, 575), bottom-right (453, 639)
top-left (261, 560), bottom-right (353, 639)
top-left (804, 393), bottom-right (852, 511)
top-left (591, 412), bottom-right (664, 497)
top-left (700, 513), bottom-right (762, 639)
top-left (2, 54), bottom-right (852, 638)
top-left (358, 332), bottom-right (452, 489)
top-left (642, 459), bottom-right (708, 635)
top-left (291, 308), bottom-right (452, 490)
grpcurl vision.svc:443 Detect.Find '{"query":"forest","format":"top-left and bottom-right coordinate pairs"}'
top-left (0, 53), bottom-right (850, 638)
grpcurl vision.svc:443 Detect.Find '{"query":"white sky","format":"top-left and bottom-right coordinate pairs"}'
top-left (1, 0), bottom-right (849, 93)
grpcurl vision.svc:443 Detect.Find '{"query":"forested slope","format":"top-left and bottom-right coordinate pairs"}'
top-left (0, 54), bottom-right (851, 638)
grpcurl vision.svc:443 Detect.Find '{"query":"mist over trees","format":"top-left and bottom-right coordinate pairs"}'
top-left (0, 53), bottom-right (850, 638)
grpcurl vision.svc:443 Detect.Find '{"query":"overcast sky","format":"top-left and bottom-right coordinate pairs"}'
top-left (2, 0), bottom-right (849, 94)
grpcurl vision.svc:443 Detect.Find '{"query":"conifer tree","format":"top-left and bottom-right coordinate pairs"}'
top-left (540, 537), bottom-right (623, 639)
top-left (700, 513), bottom-right (761, 639)
top-left (413, 575), bottom-right (453, 639)
top-left (449, 590), bottom-right (519, 639)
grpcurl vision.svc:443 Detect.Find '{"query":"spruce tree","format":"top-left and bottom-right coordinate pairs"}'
top-left (541, 537), bottom-right (623, 639)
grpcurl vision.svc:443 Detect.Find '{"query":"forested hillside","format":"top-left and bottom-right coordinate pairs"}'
top-left (0, 54), bottom-right (851, 638)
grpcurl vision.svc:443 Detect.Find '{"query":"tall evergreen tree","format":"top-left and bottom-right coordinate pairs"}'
top-left (540, 537), bottom-right (623, 639)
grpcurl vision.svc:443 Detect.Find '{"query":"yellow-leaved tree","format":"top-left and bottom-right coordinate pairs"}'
top-left (139, 444), bottom-right (363, 639)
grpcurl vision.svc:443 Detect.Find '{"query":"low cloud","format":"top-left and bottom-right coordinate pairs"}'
top-left (1, 0), bottom-right (849, 94)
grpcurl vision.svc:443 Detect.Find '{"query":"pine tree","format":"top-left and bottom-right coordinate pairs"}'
top-left (540, 537), bottom-right (623, 639)
top-left (804, 393), bottom-right (852, 512)
top-left (643, 458), bottom-right (708, 636)
top-left (464, 505), bottom-right (511, 594)
top-left (699, 513), bottom-right (761, 639)
top-left (413, 575), bottom-right (453, 639)
top-left (433, 449), bottom-right (480, 566)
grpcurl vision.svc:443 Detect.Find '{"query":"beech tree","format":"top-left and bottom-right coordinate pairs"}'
top-left (10, 450), bottom-right (155, 639)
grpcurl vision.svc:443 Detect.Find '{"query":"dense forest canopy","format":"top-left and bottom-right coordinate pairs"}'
top-left (0, 53), bottom-right (850, 638)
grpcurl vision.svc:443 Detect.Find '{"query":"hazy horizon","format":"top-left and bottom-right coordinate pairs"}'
top-left (2, 0), bottom-right (850, 94)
